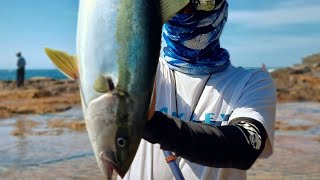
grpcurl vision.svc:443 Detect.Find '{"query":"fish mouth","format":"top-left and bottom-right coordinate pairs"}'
top-left (100, 151), bottom-right (126, 178)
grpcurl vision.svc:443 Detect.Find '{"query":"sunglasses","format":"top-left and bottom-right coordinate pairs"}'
top-left (191, 0), bottom-right (225, 12)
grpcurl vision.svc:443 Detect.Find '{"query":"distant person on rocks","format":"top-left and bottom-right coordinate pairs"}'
top-left (16, 52), bottom-right (26, 87)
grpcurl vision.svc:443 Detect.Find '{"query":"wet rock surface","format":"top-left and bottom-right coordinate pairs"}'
top-left (248, 102), bottom-right (320, 180)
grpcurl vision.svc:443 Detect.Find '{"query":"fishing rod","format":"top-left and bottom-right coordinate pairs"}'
top-left (163, 150), bottom-right (185, 180)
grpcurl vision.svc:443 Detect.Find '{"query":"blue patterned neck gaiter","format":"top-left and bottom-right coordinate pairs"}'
top-left (162, 1), bottom-right (230, 75)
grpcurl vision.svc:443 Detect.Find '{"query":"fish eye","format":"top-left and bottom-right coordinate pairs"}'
top-left (117, 137), bottom-right (126, 148)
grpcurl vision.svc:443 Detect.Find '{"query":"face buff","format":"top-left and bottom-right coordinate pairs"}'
top-left (162, 1), bottom-right (230, 75)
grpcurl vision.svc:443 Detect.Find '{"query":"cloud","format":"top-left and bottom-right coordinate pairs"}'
top-left (228, 2), bottom-right (320, 28)
top-left (278, 0), bottom-right (320, 8)
top-left (223, 35), bottom-right (320, 54)
top-left (221, 34), bottom-right (320, 67)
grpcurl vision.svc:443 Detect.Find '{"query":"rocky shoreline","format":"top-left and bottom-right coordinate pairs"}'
top-left (271, 53), bottom-right (320, 102)
top-left (0, 77), bottom-right (80, 119)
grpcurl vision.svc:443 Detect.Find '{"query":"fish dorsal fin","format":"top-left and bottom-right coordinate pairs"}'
top-left (160, 0), bottom-right (189, 23)
top-left (44, 48), bottom-right (78, 80)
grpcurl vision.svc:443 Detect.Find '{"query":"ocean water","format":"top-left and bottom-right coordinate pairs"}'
top-left (0, 69), bottom-right (67, 81)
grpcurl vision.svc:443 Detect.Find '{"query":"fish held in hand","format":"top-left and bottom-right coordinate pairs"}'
top-left (45, 0), bottom-right (189, 178)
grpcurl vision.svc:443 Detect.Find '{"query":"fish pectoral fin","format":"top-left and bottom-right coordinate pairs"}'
top-left (44, 48), bottom-right (78, 80)
top-left (93, 74), bottom-right (115, 93)
top-left (160, 0), bottom-right (189, 23)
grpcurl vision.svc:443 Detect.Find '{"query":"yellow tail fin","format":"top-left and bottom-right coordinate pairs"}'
top-left (44, 48), bottom-right (78, 80)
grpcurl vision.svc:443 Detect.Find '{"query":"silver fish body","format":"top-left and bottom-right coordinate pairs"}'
top-left (77, 0), bottom-right (162, 178)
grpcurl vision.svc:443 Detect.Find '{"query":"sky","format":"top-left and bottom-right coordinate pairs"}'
top-left (0, 0), bottom-right (319, 69)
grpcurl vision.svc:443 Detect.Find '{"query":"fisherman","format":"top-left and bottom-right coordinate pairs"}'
top-left (120, 0), bottom-right (276, 180)
top-left (16, 52), bottom-right (26, 88)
